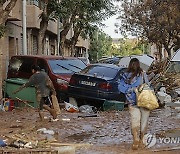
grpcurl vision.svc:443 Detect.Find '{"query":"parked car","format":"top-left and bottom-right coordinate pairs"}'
top-left (7, 55), bottom-right (87, 101)
top-left (78, 57), bottom-right (90, 65)
top-left (68, 63), bottom-right (126, 106)
top-left (98, 56), bottom-right (122, 65)
top-left (118, 54), bottom-right (154, 71)
top-left (166, 49), bottom-right (180, 73)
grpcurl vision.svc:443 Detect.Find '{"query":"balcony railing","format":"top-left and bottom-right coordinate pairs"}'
top-left (27, 0), bottom-right (39, 7)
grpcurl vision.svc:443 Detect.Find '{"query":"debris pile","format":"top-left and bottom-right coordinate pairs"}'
top-left (148, 58), bottom-right (180, 108)
top-left (0, 127), bottom-right (91, 153)
top-left (148, 58), bottom-right (170, 75)
top-left (148, 59), bottom-right (179, 91)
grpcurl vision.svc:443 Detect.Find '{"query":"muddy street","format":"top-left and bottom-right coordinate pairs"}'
top-left (0, 107), bottom-right (180, 154)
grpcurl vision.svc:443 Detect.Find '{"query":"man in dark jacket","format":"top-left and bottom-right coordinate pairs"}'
top-left (14, 65), bottom-right (57, 121)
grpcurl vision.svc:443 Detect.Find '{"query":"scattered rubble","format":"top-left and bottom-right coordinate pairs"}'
top-left (0, 55), bottom-right (179, 153)
top-left (148, 58), bottom-right (180, 107)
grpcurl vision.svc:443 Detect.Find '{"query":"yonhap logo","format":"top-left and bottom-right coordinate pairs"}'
top-left (143, 133), bottom-right (180, 148)
top-left (143, 133), bottom-right (157, 148)
top-left (159, 137), bottom-right (180, 144)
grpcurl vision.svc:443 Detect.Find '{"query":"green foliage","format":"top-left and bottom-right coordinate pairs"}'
top-left (89, 35), bottom-right (150, 62)
top-left (119, 0), bottom-right (180, 57)
top-left (56, 0), bottom-right (116, 47)
top-left (89, 30), bottom-right (112, 62)
top-left (109, 38), bottom-right (148, 57)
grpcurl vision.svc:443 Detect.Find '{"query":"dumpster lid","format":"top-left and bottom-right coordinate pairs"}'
top-left (5, 78), bottom-right (28, 84)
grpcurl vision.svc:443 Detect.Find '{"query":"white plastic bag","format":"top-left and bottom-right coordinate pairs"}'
top-left (64, 102), bottom-right (79, 113)
top-left (79, 105), bottom-right (95, 113)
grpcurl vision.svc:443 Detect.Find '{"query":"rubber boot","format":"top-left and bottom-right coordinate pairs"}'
top-left (43, 105), bottom-right (57, 119)
top-left (39, 111), bottom-right (44, 121)
top-left (139, 132), bottom-right (146, 149)
top-left (132, 127), bottom-right (140, 150)
top-left (139, 108), bottom-right (150, 149)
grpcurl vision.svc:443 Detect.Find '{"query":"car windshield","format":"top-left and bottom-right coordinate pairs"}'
top-left (80, 65), bottom-right (119, 79)
top-left (78, 57), bottom-right (90, 64)
top-left (48, 59), bottom-right (87, 74)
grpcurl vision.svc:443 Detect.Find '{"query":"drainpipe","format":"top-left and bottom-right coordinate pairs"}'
top-left (57, 18), bottom-right (60, 55)
top-left (22, 0), bottom-right (27, 55)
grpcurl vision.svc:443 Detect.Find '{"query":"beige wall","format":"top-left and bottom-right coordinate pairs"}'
top-left (76, 36), bottom-right (89, 50)
top-left (48, 20), bottom-right (58, 35)
top-left (26, 5), bottom-right (41, 29)
top-left (8, 0), bottom-right (22, 21)
top-left (0, 1), bottom-right (90, 88)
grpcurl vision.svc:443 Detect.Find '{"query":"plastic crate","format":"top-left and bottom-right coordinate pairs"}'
top-left (103, 100), bottom-right (124, 111)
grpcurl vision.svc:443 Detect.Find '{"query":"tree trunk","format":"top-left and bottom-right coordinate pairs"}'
top-left (60, 36), bottom-right (66, 56)
top-left (165, 47), bottom-right (172, 58)
top-left (69, 28), bottom-right (82, 56)
top-left (38, 19), bottom-right (48, 55)
top-left (0, 0), bottom-right (17, 25)
top-left (0, 38), bottom-right (3, 99)
top-left (60, 13), bottom-right (77, 55)
top-left (163, 43), bottom-right (173, 59)
top-left (157, 44), bottom-right (162, 60)
top-left (60, 27), bottom-right (72, 56)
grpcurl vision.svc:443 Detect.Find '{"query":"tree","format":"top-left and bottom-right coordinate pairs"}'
top-left (57, 0), bottom-right (116, 56)
top-left (89, 30), bottom-right (112, 62)
top-left (119, 0), bottom-right (180, 58)
top-left (0, 0), bottom-right (17, 38)
top-left (37, 0), bottom-right (59, 54)
top-left (113, 38), bottom-right (144, 57)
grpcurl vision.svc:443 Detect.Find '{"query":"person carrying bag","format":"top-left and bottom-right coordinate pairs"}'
top-left (135, 72), bottom-right (159, 110)
top-left (118, 58), bottom-right (153, 150)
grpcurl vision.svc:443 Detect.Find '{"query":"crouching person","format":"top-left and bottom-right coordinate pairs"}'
top-left (13, 65), bottom-right (57, 121)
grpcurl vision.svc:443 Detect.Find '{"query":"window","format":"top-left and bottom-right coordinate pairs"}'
top-left (10, 57), bottom-right (34, 73)
top-left (37, 59), bottom-right (48, 72)
top-left (80, 65), bottom-right (119, 79)
top-left (33, 35), bottom-right (38, 55)
top-left (48, 59), bottom-right (87, 74)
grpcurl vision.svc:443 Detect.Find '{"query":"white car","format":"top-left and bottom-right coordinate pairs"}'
top-left (78, 57), bottom-right (90, 65)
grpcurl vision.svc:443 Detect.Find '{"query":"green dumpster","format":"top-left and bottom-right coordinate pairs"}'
top-left (103, 100), bottom-right (124, 111)
top-left (4, 78), bottom-right (38, 108)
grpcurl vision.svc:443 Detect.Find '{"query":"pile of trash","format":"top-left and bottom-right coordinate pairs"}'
top-left (0, 126), bottom-right (91, 153)
top-left (0, 127), bottom-right (57, 148)
top-left (148, 59), bottom-right (180, 93)
top-left (148, 58), bottom-right (180, 109)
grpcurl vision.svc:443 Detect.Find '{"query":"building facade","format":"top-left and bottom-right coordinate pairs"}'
top-left (0, 0), bottom-right (89, 96)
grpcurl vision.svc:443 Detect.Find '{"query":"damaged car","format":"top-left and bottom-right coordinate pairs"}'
top-left (68, 63), bottom-right (126, 106)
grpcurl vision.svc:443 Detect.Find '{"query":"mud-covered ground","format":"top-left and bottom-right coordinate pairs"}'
top-left (0, 107), bottom-right (180, 154)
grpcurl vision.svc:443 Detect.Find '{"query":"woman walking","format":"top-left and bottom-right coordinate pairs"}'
top-left (118, 58), bottom-right (150, 150)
